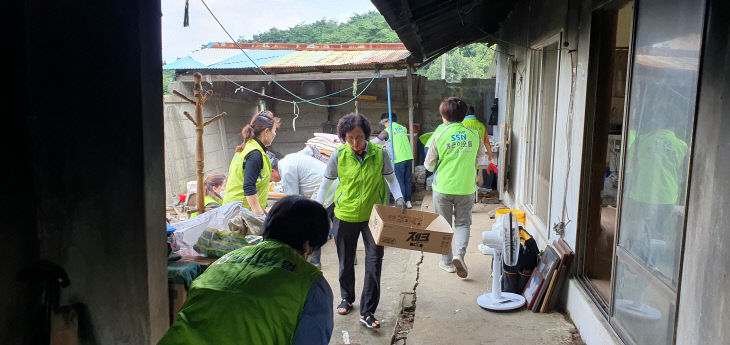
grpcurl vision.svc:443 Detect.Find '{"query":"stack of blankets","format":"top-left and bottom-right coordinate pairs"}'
top-left (305, 133), bottom-right (342, 163)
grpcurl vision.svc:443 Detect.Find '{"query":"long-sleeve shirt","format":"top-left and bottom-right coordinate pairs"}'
top-left (315, 143), bottom-right (403, 205)
top-left (291, 275), bottom-right (334, 345)
top-left (279, 152), bottom-right (337, 206)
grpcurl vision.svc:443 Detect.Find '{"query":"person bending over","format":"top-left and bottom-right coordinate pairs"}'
top-left (159, 195), bottom-right (334, 345)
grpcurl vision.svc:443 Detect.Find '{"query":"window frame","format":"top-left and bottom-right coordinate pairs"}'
top-left (520, 33), bottom-right (562, 236)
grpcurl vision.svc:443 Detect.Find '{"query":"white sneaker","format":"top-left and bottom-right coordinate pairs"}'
top-left (439, 261), bottom-right (456, 273)
top-left (406, 201), bottom-right (413, 209)
top-left (452, 255), bottom-right (468, 278)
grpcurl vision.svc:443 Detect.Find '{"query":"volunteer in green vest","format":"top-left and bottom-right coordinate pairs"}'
top-left (425, 97), bottom-right (486, 278)
top-left (159, 195), bottom-right (334, 345)
top-left (315, 113), bottom-right (405, 329)
top-left (222, 110), bottom-right (281, 215)
top-left (372, 112), bottom-right (415, 208)
top-left (462, 104), bottom-right (496, 189)
top-left (190, 173), bottom-right (226, 218)
top-left (621, 103), bottom-right (688, 277)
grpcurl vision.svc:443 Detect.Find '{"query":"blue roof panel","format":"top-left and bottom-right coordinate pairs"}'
top-left (163, 56), bottom-right (206, 70)
top-left (207, 50), bottom-right (295, 69)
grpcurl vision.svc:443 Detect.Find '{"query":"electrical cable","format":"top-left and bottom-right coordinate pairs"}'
top-left (198, 0), bottom-right (379, 108)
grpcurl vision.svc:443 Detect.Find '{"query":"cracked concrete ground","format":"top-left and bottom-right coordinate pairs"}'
top-left (319, 195), bottom-right (583, 345)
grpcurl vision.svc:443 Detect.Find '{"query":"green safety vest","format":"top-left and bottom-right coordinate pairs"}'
top-left (386, 122), bottom-right (413, 163)
top-left (419, 132), bottom-right (433, 146)
top-left (462, 116), bottom-right (486, 143)
top-left (424, 123), bottom-right (446, 148)
top-left (159, 240), bottom-right (321, 345)
top-left (222, 140), bottom-right (271, 211)
top-left (334, 143), bottom-right (387, 223)
top-left (432, 123), bottom-right (480, 195)
top-left (190, 195), bottom-right (221, 218)
top-left (627, 129), bottom-right (688, 204)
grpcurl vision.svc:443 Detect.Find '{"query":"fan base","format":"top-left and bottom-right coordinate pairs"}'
top-left (477, 292), bottom-right (526, 311)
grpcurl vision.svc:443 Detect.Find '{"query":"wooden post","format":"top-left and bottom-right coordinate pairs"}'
top-left (173, 72), bottom-right (228, 215)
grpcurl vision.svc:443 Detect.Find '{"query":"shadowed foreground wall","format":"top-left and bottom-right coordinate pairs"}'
top-left (2, 0), bottom-right (168, 344)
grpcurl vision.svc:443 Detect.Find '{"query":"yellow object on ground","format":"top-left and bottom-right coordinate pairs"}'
top-left (495, 208), bottom-right (526, 225)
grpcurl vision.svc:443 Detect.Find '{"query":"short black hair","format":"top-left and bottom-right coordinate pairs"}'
top-left (380, 112), bottom-right (397, 123)
top-left (466, 104), bottom-right (476, 116)
top-left (337, 113), bottom-right (371, 142)
top-left (263, 195), bottom-right (329, 252)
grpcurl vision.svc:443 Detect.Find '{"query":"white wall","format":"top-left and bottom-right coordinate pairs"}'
top-left (492, 1), bottom-right (619, 344)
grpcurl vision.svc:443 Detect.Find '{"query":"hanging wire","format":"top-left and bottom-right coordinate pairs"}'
top-left (198, 0), bottom-right (379, 108)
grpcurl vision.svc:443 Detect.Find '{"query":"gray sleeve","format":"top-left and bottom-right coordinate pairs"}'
top-left (323, 149), bottom-right (339, 179)
top-left (424, 135), bottom-right (440, 172)
top-left (381, 149), bottom-right (395, 176)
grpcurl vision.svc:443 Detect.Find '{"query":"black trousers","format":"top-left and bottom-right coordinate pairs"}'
top-left (333, 217), bottom-right (384, 316)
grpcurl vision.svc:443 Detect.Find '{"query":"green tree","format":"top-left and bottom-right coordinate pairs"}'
top-left (163, 69), bottom-right (175, 95)
top-left (242, 11), bottom-right (399, 43)
top-left (417, 44), bottom-right (495, 83)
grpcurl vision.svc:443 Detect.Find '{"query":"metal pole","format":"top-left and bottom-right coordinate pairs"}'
top-left (386, 78), bottom-right (395, 160)
top-left (407, 65), bottom-right (415, 175)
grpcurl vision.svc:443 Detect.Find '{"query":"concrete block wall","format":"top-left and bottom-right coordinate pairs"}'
top-left (164, 75), bottom-right (494, 201)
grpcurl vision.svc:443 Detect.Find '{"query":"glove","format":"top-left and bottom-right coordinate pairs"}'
top-left (395, 197), bottom-right (407, 213)
top-left (487, 163), bottom-right (499, 175)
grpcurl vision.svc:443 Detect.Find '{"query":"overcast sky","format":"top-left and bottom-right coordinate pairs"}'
top-left (162, 0), bottom-right (377, 63)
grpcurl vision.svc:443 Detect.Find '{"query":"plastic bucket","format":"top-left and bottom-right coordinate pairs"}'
top-left (495, 208), bottom-right (526, 224)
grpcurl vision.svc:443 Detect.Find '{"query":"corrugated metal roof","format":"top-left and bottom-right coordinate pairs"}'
top-left (372, 0), bottom-right (515, 64)
top-left (207, 50), bottom-right (294, 69)
top-left (163, 45), bottom-right (410, 72)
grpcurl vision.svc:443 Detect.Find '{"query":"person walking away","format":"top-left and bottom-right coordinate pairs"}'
top-left (190, 173), bottom-right (227, 218)
top-left (159, 195), bottom-right (334, 345)
top-left (425, 97), bottom-right (486, 278)
top-left (222, 111), bottom-right (280, 215)
top-left (462, 105), bottom-right (495, 188)
top-left (372, 112), bottom-right (415, 208)
top-left (315, 113), bottom-right (406, 329)
top-left (272, 147), bottom-right (338, 268)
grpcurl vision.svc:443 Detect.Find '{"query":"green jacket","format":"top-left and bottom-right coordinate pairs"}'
top-left (386, 122), bottom-right (414, 163)
top-left (159, 240), bottom-right (321, 345)
top-left (462, 116), bottom-right (486, 143)
top-left (432, 123), bottom-right (480, 195)
top-left (334, 143), bottom-right (387, 222)
top-left (222, 140), bottom-right (271, 211)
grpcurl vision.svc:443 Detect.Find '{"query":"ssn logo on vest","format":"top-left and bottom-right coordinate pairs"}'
top-left (406, 232), bottom-right (430, 248)
top-left (446, 131), bottom-right (473, 150)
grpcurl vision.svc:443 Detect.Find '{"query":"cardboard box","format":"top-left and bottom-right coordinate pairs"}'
top-left (368, 204), bottom-right (453, 254)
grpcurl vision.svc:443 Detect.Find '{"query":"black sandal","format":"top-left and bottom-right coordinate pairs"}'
top-left (337, 300), bottom-right (353, 315)
top-left (359, 313), bottom-right (381, 329)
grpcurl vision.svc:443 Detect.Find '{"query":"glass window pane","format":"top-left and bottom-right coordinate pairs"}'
top-left (617, 0), bottom-right (704, 288)
top-left (613, 256), bottom-right (676, 345)
top-left (536, 44), bottom-right (558, 223)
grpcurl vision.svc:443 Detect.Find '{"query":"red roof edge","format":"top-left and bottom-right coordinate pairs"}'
top-left (207, 42), bottom-right (407, 51)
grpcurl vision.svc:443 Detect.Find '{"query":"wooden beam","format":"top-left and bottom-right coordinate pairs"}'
top-left (177, 70), bottom-right (407, 82)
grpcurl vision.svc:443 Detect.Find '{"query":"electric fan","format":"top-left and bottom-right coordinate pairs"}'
top-left (477, 212), bottom-right (526, 310)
